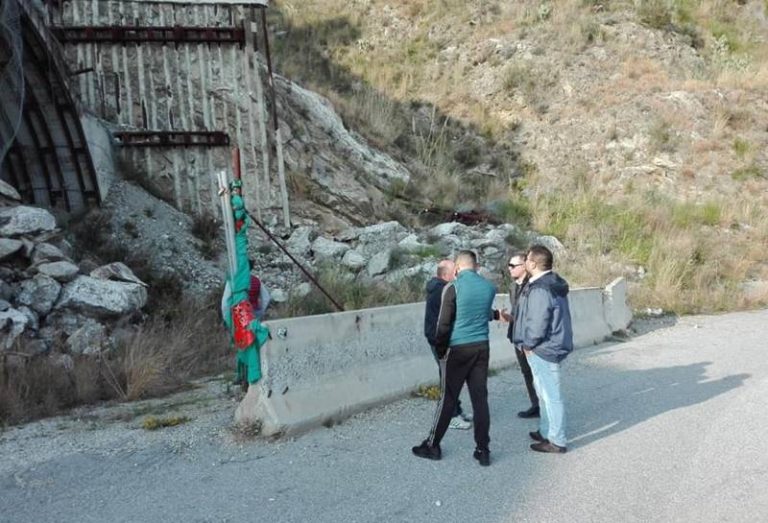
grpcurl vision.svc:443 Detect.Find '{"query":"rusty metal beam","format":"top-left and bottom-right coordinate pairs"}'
top-left (113, 131), bottom-right (230, 147)
top-left (52, 25), bottom-right (246, 45)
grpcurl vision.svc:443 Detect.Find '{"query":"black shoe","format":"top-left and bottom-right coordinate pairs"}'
top-left (530, 441), bottom-right (567, 454)
top-left (473, 448), bottom-right (491, 467)
top-left (517, 406), bottom-right (540, 418)
top-left (529, 430), bottom-right (548, 443)
top-left (412, 440), bottom-right (441, 460)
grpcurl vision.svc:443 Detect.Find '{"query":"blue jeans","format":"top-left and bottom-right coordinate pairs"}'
top-left (527, 353), bottom-right (567, 447)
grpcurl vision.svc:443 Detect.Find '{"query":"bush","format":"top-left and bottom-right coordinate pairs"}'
top-left (731, 165), bottom-right (763, 181)
top-left (191, 212), bottom-right (220, 260)
top-left (274, 268), bottom-right (425, 317)
top-left (0, 294), bottom-right (229, 426)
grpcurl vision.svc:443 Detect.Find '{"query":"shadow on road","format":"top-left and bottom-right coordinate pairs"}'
top-left (567, 352), bottom-right (749, 449)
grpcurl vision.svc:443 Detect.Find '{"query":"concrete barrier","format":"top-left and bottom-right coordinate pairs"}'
top-left (236, 278), bottom-right (632, 436)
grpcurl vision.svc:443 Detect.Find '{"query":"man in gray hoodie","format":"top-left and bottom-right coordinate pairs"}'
top-left (513, 245), bottom-right (573, 453)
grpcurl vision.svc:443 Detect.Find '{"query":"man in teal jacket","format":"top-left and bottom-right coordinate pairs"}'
top-left (412, 250), bottom-right (497, 466)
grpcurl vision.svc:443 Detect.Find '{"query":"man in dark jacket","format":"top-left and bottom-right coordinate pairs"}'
top-left (500, 252), bottom-right (539, 418)
top-left (513, 244), bottom-right (573, 454)
top-left (413, 250), bottom-right (497, 466)
top-left (424, 260), bottom-right (470, 429)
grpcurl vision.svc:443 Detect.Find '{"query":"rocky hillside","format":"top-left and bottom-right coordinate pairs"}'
top-left (264, 0), bottom-right (768, 313)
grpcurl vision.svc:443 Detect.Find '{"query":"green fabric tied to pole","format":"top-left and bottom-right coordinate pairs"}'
top-left (223, 186), bottom-right (270, 384)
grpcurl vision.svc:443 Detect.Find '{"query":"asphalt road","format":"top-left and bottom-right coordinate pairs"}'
top-left (1, 310), bottom-right (766, 522)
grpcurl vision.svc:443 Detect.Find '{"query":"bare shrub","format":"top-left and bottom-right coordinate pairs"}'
top-left (0, 294), bottom-right (229, 426)
top-left (191, 212), bottom-right (221, 260)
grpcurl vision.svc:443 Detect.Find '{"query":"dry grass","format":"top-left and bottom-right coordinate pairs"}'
top-left (0, 294), bottom-right (230, 426)
top-left (271, 0), bottom-right (768, 314)
top-left (525, 165), bottom-right (768, 314)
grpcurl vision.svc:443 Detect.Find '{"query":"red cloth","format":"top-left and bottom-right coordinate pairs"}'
top-left (248, 275), bottom-right (261, 310)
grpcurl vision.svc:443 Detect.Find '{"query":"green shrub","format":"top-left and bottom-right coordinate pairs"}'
top-left (142, 415), bottom-right (191, 430)
top-left (637, 0), bottom-right (672, 29)
top-left (495, 198), bottom-right (531, 226)
top-left (732, 138), bottom-right (751, 158)
top-left (648, 118), bottom-right (678, 153)
top-left (671, 201), bottom-right (722, 228)
top-left (731, 165), bottom-right (763, 181)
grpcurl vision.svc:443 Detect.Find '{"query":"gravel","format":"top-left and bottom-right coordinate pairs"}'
top-left (2, 310), bottom-right (767, 522)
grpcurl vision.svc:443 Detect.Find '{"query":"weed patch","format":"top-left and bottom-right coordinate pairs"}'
top-left (141, 415), bottom-right (191, 430)
top-left (414, 384), bottom-right (441, 400)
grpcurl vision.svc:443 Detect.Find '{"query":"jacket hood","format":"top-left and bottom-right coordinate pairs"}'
top-left (536, 272), bottom-right (569, 297)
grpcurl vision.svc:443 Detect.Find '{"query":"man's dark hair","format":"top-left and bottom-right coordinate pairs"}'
top-left (456, 249), bottom-right (478, 267)
top-left (509, 251), bottom-right (527, 263)
top-left (527, 244), bottom-right (553, 271)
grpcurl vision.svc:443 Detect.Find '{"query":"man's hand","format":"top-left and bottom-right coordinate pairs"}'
top-left (436, 345), bottom-right (448, 359)
top-left (499, 308), bottom-right (512, 323)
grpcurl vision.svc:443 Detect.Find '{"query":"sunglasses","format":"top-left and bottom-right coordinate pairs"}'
top-left (508, 263), bottom-right (524, 268)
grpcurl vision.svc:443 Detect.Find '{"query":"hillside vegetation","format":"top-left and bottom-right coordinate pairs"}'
top-left (270, 0), bottom-right (768, 314)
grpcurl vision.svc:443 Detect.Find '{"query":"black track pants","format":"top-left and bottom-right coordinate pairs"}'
top-left (515, 346), bottom-right (539, 408)
top-left (428, 341), bottom-right (490, 450)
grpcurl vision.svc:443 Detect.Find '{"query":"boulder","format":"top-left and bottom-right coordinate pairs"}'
top-left (55, 276), bottom-right (148, 318)
top-left (0, 307), bottom-right (30, 350)
top-left (311, 236), bottom-right (350, 260)
top-left (0, 206), bottom-right (57, 237)
top-left (385, 262), bottom-right (436, 284)
top-left (398, 234), bottom-right (430, 253)
top-left (66, 320), bottom-right (111, 356)
top-left (341, 249), bottom-right (367, 271)
top-left (0, 179), bottom-right (21, 201)
top-left (532, 235), bottom-right (566, 257)
top-left (0, 280), bottom-right (12, 301)
top-left (366, 249), bottom-right (392, 277)
top-left (0, 238), bottom-right (23, 261)
top-left (37, 261), bottom-right (80, 282)
top-left (430, 222), bottom-right (467, 238)
top-left (31, 242), bottom-right (67, 265)
top-left (270, 288), bottom-right (288, 303)
top-left (90, 262), bottom-right (148, 286)
top-left (17, 274), bottom-right (61, 316)
top-left (294, 282), bottom-right (312, 297)
top-left (357, 221), bottom-right (407, 257)
top-left (286, 226), bottom-right (316, 257)
top-left (17, 305), bottom-right (39, 333)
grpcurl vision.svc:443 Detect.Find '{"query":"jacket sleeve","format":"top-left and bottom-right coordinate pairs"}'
top-left (522, 287), bottom-right (553, 349)
top-left (434, 284), bottom-right (456, 354)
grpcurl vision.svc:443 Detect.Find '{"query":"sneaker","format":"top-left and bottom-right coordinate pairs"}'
top-left (530, 441), bottom-right (567, 454)
top-left (473, 448), bottom-right (491, 466)
top-left (529, 430), bottom-right (548, 443)
top-left (412, 440), bottom-right (441, 460)
top-left (460, 412), bottom-right (473, 422)
top-left (449, 416), bottom-right (471, 430)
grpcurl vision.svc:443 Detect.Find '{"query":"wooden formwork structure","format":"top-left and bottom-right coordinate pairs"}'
top-left (45, 0), bottom-right (287, 224)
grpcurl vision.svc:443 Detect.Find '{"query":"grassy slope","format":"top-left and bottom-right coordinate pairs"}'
top-left (270, 0), bottom-right (768, 313)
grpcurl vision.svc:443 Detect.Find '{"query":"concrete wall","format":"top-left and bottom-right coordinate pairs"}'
top-left (238, 277), bottom-right (633, 436)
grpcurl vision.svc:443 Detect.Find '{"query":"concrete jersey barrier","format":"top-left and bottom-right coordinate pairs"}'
top-left (236, 277), bottom-right (632, 436)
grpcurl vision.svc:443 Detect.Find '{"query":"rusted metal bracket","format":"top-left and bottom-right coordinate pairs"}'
top-left (52, 25), bottom-right (246, 45)
top-left (113, 131), bottom-right (230, 147)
